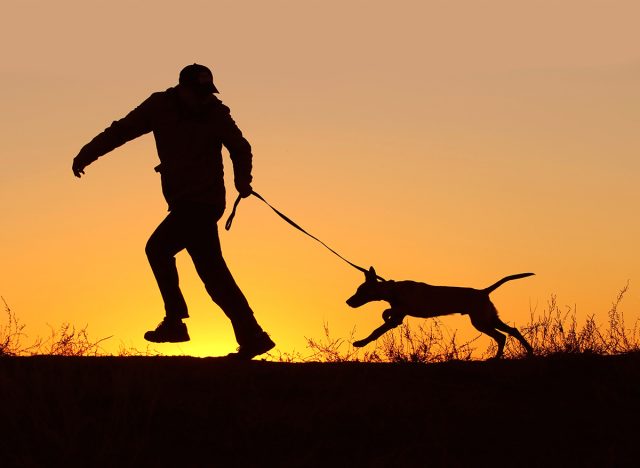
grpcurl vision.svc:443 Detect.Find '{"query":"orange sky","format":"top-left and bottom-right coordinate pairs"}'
top-left (1, 1), bottom-right (639, 357)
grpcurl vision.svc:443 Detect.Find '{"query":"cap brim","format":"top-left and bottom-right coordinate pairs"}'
top-left (203, 81), bottom-right (219, 94)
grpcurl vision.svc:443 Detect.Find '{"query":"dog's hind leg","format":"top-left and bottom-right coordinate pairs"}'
top-left (469, 308), bottom-right (507, 359)
top-left (495, 319), bottom-right (533, 356)
top-left (478, 326), bottom-right (507, 359)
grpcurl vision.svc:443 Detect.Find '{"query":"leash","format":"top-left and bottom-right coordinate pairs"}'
top-left (225, 191), bottom-right (384, 281)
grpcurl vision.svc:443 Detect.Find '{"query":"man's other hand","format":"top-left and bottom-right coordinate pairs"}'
top-left (235, 180), bottom-right (253, 198)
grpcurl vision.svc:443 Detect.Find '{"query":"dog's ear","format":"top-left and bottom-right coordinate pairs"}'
top-left (365, 266), bottom-right (377, 282)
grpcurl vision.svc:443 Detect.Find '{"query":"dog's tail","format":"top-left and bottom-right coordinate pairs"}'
top-left (483, 273), bottom-right (535, 294)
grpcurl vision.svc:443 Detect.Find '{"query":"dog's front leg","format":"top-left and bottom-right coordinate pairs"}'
top-left (382, 308), bottom-right (394, 323)
top-left (353, 310), bottom-right (404, 348)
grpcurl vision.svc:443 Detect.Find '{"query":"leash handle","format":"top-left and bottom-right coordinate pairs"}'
top-left (225, 190), bottom-right (384, 281)
top-left (225, 193), bottom-right (244, 231)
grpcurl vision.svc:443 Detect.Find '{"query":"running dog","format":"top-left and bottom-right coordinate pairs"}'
top-left (346, 267), bottom-right (534, 359)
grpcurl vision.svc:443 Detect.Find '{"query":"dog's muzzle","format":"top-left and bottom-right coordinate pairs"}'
top-left (346, 296), bottom-right (362, 308)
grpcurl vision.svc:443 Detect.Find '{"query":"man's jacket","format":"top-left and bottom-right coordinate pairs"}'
top-left (75, 87), bottom-right (252, 213)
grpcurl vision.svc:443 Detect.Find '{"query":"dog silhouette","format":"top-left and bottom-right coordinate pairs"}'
top-left (346, 267), bottom-right (534, 359)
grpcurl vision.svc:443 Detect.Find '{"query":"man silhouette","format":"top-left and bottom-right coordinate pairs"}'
top-left (72, 64), bottom-right (275, 359)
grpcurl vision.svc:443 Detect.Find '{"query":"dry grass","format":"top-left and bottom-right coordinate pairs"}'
top-left (0, 297), bottom-right (158, 357)
top-left (2, 283), bottom-right (638, 361)
top-left (0, 297), bottom-right (34, 356)
top-left (498, 282), bottom-right (638, 358)
top-left (299, 319), bottom-right (480, 363)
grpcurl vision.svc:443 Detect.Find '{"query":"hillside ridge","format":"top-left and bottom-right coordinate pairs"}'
top-left (1, 353), bottom-right (638, 466)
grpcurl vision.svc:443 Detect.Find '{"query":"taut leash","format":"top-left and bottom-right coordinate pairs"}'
top-left (225, 191), bottom-right (384, 281)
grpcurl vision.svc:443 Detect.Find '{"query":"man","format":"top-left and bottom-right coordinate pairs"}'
top-left (72, 64), bottom-right (275, 360)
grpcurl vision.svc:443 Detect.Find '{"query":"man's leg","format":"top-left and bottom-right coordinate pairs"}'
top-left (145, 211), bottom-right (189, 320)
top-left (184, 205), bottom-right (268, 348)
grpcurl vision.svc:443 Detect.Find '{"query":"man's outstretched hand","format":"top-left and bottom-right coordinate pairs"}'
top-left (72, 157), bottom-right (87, 178)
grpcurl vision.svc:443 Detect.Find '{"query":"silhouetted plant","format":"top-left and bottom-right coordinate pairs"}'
top-left (303, 320), bottom-right (480, 363)
top-left (304, 322), bottom-right (362, 362)
top-left (116, 343), bottom-right (162, 357)
top-left (1, 298), bottom-right (24, 356)
top-left (38, 323), bottom-right (112, 356)
top-left (0, 298), bottom-right (161, 356)
top-left (268, 349), bottom-right (302, 363)
top-left (496, 282), bottom-right (638, 358)
top-left (0, 298), bottom-right (42, 356)
top-left (604, 282), bottom-right (637, 353)
top-left (377, 320), bottom-right (479, 363)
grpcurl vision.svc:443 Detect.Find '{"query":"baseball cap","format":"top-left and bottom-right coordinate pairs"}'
top-left (179, 63), bottom-right (219, 94)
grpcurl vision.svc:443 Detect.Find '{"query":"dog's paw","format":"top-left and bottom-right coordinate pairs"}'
top-left (352, 340), bottom-right (366, 348)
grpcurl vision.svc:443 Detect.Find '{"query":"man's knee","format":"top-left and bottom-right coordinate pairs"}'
top-left (145, 237), bottom-right (158, 260)
top-left (145, 236), bottom-right (173, 266)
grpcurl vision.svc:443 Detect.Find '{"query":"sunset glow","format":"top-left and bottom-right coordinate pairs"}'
top-left (2, 1), bottom-right (639, 357)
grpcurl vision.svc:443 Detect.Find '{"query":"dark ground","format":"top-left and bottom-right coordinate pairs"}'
top-left (1, 353), bottom-right (639, 467)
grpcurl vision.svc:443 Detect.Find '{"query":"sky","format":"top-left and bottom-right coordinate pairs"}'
top-left (1, 0), bottom-right (639, 357)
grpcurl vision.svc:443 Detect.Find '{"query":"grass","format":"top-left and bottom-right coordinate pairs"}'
top-left (516, 283), bottom-right (639, 356)
top-left (2, 283), bottom-right (638, 361)
top-left (0, 297), bottom-right (158, 357)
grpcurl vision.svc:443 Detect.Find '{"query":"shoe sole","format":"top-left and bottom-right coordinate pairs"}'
top-left (145, 338), bottom-right (191, 343)
top-left (227, 340), bottom-right (275, 360)
top-left (144, 334), bottom-right (191, 344)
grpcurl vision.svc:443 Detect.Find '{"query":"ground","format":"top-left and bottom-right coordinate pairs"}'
top-left (1, 353), bottom-right (639, 467)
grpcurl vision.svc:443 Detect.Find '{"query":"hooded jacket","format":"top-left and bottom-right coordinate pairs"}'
top-left (75, 87), bottom-right (252, 213)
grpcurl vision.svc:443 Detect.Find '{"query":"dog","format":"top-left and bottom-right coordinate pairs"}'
top-left (346, 267), bottom-right (534, 359)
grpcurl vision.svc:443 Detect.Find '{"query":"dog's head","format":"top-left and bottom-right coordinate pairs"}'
top-left (346, 266), bottom-right (382, 308)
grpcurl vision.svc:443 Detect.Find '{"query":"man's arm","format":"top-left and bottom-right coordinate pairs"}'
top-left (219, 105), bottom-right (253, 197)
top-left (72, 94), bottom-right (157, 178)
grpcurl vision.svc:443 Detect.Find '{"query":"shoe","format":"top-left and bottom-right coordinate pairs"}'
top-left (227, 331), bottom-right (275, 360)
top-left (144, 318), bottom-right (190, 343)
